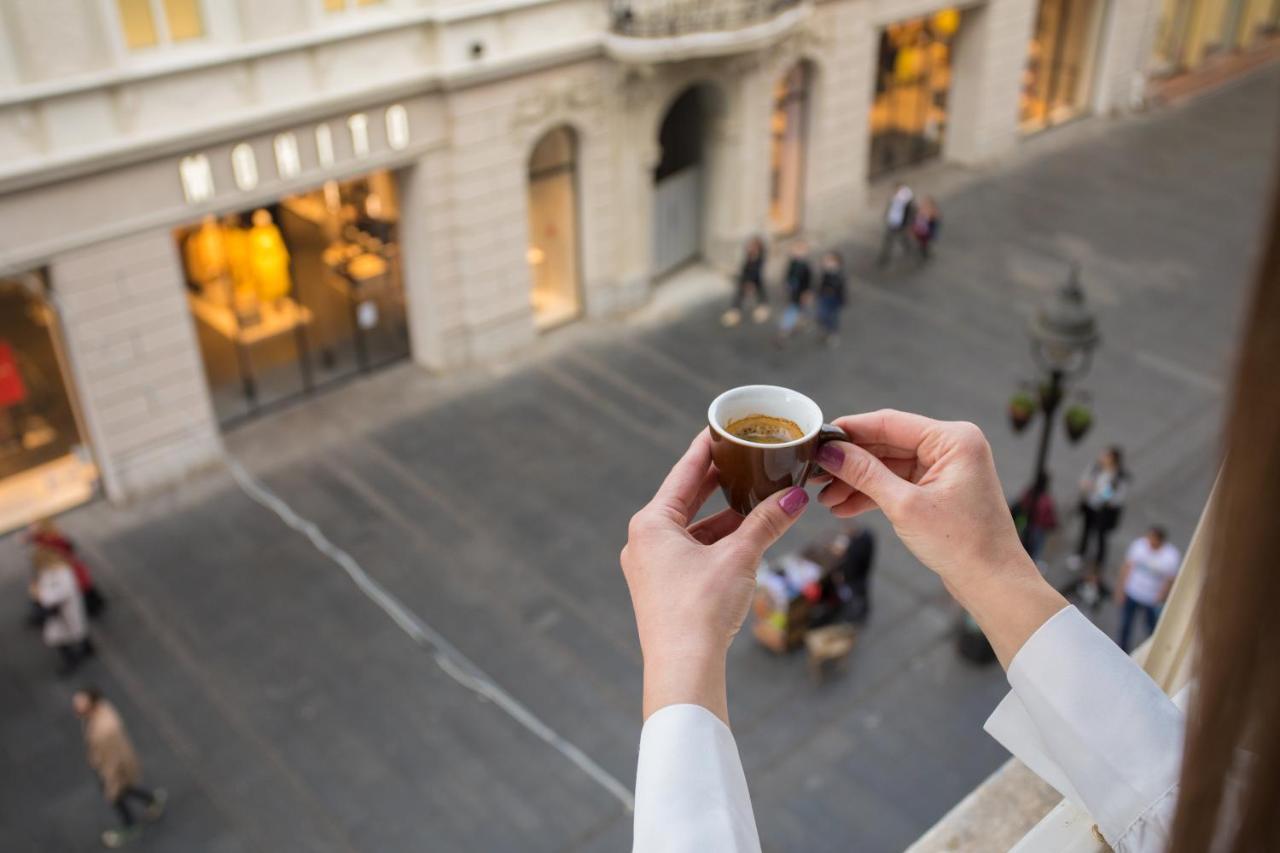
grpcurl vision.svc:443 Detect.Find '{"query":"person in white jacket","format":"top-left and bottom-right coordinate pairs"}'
top-left (621, 403), bottom-right (1273, 852)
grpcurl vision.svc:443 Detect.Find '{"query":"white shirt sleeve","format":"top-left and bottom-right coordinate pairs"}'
top-left (984, 606), bottom-right (1185, 852)
top-left (633, 703), bottom-right (761, 853)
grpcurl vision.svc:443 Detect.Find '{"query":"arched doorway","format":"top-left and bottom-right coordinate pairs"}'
top-left (769, 62), bottom-right (812, 234)
top-left (652, 85), bottom-right (713, 277)
top-left (526, 126), bottom-right (582, 329)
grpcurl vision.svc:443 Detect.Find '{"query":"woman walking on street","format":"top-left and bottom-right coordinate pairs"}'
top-left (722, 236), bottom-right (769, 327)
top-left (815, 251), bottom-right (847, 347)
top-left (29, 518), bottom-right (106, 618)
top-left (74, 687), bottom-right (166, 848)
top-left (1071, 447), bottom-right (1129, 605)
top-left (32, 547), bottom-right (94, 676)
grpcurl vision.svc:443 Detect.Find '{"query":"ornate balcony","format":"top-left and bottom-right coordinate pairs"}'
top-left (604, 0), bottom-right (810, 63)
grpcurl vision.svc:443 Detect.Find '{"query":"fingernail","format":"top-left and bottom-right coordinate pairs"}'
top-left (816, 444), bottom-right (844, 467)
top-left (780, 487), bottom-right (808, 516)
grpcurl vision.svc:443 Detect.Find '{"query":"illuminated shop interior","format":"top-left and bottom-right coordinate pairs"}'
top-left (0, 274), bottom-right (97, 533)
top-left (1152, 0), bottom-right (1279, 74)
top-left (527, 126), bottom-right (583, 330)
top-left (1021, 0), bottom-right (1105, 131)
top-left (869, 9), bottom-right (959, 179)
top-left (177, 169), bottom-right (410, 425)
top-left (769, 62), bottom-right (811, 234)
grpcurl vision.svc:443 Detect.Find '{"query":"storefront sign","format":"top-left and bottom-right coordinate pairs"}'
top-left (179, 104), bottom-right (411, 204)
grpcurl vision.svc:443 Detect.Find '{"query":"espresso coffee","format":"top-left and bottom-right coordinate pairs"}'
top-left (726, 414), bottom-right (805, 444)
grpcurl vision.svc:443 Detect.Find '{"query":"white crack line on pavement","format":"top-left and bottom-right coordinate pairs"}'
top-left (225, 457), bottom-right (637, 813)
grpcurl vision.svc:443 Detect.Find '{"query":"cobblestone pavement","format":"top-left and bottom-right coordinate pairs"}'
top-left (2, 65), bottom-right (1277, 853)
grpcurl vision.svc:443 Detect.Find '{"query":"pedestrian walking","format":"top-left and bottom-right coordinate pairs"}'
top-left (775, 240), bottom-right (813, 343)
top-left (1069, 446), bottom-right (1129, 578)
top-left (74, 687), bottom-right (166, 848)
top-left (876, 183), bottom-right (915, 268)
top-left (32, 547), bottom-right (94, 676)
top-left (721, 235), bottom-right (769, 327)
top-left (1115, 526), bottom-right (1180, 652)
top-left (1013, 472), bottom-right (1059, 563)
top-left (28, 518), bottom-right (106, 618)
top-left (815, 251), bottom-right (846, 347)
top-left (911, 196), bottom-right (940, 260)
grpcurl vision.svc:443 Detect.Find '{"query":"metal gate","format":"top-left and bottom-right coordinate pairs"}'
top-left (651, 165), bottom-right (702, 277)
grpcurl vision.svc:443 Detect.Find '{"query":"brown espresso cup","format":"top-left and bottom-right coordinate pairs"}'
top-left (707, 385), bottom-right (846, 515)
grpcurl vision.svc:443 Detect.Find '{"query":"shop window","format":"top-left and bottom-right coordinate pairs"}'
top-left (1152, 0), bottom-right (1274, 72)
top-left (115, 0), bottom-right (204, 51)
top-left (869, 10), bottom-right (958, 179)
top-left (0, 274), bottom-right (97, 533)
top-left (527, 127), bottom-right (583, 330)
top-left (324, 0), bottom-right (384, 11)
top-left (175, 170), bottom-right (410, 426)
top-left (769, 63), bottom-right (811, 235)
top-left (1021, 0), bottom-right (1105, 132)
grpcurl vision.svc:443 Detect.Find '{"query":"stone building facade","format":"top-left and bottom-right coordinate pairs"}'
top-left (0, 0), bottom-right (1172, 514)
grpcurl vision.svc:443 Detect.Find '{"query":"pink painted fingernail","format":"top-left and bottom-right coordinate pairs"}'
top-left (816, 444), bottom-right (844, 467)
top-left (780, 487), bottom-right (808, 516)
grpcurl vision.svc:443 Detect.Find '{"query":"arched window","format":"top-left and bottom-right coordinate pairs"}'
top-left (527, 127), bottom-right (582, 329)
top-left (769, 62), bottom-right (812, 234)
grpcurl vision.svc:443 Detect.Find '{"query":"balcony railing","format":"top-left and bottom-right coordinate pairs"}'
top-left (609, 0), bottom-right (802, 38)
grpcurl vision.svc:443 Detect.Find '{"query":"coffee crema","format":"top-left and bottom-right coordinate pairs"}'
top-left (725, 414), bottom-right (805, 444)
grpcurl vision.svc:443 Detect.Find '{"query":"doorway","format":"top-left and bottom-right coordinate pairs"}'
top-left (527, 126), bottom-right (583, 330)
top-left (769, 62), bottom-right (811, 235)
top-left (652, 85), bottom-right (713, 277)
top-left (869, 10), bottom-right (959, 179)
top-left (0, 273), bottom-right (97, 533)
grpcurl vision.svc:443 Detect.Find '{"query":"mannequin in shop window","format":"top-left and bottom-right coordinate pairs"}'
top-left (223, 214), bottom-right (254, 310)
top-left (248, 209), bottom-right (292, 307)
top-left (182, 215), bottom-right (233, 306)
top-left (0, 338), bottom-right (27, 451)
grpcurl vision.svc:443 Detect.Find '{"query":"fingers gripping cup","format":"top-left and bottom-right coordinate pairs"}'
top-left (707, 385), bottom-right (846, 515)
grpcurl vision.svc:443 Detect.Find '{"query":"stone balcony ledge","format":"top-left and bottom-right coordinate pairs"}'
top-left (604, 1), bottom-right (810, 63)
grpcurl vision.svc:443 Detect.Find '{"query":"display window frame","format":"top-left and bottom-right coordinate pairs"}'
top-left (526, 125), bottom-right (586, 332)
top-left (868, 12), bottom-right (958, 180)
top-left (0, 270), bottom-right (100, 532)
top-left (1020, 0), bottom-right (1107, 133)
top-left (176, 169), bottom-right (412, 428)
top-left (769, 61), bottom-right (812, 236)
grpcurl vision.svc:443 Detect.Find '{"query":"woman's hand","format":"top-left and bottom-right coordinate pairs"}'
top-left (813, 410), bottom-right (1066, 667)
top-left (621, 430), bottom-right (809, 722)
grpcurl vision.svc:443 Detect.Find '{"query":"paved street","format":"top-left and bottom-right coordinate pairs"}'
top-left (3, 65), bottom-right (1277, 853)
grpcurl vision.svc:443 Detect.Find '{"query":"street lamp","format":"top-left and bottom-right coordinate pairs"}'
top-left (1021, 265), bottom-right (1100, 542)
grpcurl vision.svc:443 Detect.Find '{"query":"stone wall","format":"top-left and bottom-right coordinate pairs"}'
top-left (48, 231), bottom-right (222, 501)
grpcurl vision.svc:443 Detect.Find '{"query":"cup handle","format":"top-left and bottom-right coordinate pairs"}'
top-left (806, 423), bottom-right (847, 483)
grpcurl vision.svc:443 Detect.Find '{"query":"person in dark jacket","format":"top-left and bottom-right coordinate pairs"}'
top-left (1013, 472), bottom-right (1059, 562)
top-left (815, 251), bottom-right (847, 346)
top-left (775, 240), bottom-right (812, 343)
top-left (721, 236), bottom-right (769, 327)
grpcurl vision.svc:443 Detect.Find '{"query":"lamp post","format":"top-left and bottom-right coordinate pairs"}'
top-left (1022, 265), bottom-right (1100, 543)
top-left (961, 267), bottom-right (1100, 664)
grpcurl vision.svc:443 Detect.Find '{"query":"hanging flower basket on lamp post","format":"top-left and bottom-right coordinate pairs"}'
top-left (1065, 403), bottom-right (1094, 443)
top-left (1009, 390), bottom-right (1036, 433)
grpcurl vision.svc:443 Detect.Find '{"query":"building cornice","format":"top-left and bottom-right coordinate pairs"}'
top-left (0, 38), bottom-right (602, 195)
top-left (0, 0), bottom-right (567, 111)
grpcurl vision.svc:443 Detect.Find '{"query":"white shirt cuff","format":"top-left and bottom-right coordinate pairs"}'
top-left (984, 606), bottom-right (1184, 846)
top-left (633, 704), bottom-right (761, 853)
